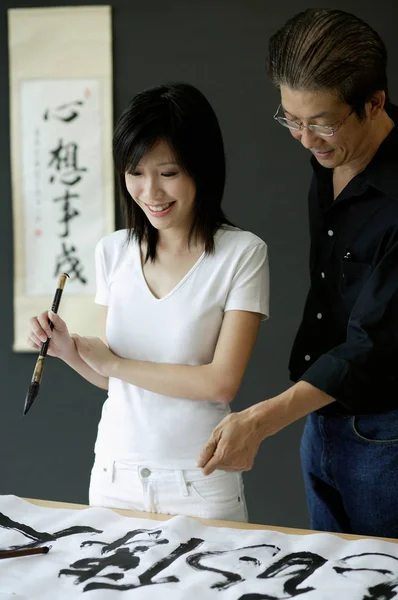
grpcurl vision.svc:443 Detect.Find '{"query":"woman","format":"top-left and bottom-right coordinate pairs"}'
top-left (28, 82), bottom-right (269, 522)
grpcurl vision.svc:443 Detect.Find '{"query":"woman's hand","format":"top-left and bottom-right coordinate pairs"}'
top-left (73, 335), bottom-right (118, 377)
top-left (27, 310), bottom-right (76, 361)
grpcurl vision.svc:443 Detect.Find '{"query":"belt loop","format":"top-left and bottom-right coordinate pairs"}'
top-left (176, 470), bottom-right (189, 496)
top-left (109, 460), bottom-right (115, 483)
top-left (101, 458), bottom-right (114, 483)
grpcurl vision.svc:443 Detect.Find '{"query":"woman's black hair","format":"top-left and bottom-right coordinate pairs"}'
top-left (113, 82), bottom-right (233, 261)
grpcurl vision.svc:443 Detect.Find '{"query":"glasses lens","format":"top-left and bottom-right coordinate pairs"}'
top-left (310, 126), bottom-right (334, 137)
top-left (277, 118), bottom-right (300, 130)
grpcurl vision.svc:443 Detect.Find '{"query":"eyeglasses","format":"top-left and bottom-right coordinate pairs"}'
top-left (273, 105), bottom-right (354, 137)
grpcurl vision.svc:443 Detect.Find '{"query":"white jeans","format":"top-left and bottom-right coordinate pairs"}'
top-left (89, 455), bottom-right (248, 522)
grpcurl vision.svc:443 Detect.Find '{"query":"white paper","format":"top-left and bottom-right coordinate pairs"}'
top-left (21, 79), bottom-right (104, 296)
top-left (0, 496), bottom-right (397, 599)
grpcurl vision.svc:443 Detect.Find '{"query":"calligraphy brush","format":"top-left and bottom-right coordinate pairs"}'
top-left (0, 546), bottom-right (51, 559)
top-left (23, 273), bottom-right (70, 416)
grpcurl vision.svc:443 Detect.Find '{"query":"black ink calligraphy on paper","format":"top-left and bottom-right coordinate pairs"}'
top-left (237, 551), bottom-right (398, 600)
top-left (0, 512), bottom-right (102, 552)
top-left (66, 538), bottom-right (398, 598)
top-left (43, 98), bottom-right (89, 284)
top-left (2, 510), bottom-right (398, 598)
top-left (48, 139), bottom-right (87, 186)
top-left (186, 543), bottom-right (280, 591)
top-left (44, 100), bottom-right (84, 124)
top-left (59, 526), bottom-right (204, 593)
top-left (53, 189), bottom-right (80, 238)
top-left (59, 528), bottom-right (170, 586)
top-left (253, 551), bottom-right (327, 598)
top-left (54, 243), bottom-right (87, 284)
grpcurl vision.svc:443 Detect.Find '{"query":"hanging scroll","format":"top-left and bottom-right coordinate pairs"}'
top-left (8, 6), bottom-right (114, 351)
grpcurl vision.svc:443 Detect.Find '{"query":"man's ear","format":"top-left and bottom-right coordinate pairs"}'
top-left (368, 90), bottom-right (386, 120)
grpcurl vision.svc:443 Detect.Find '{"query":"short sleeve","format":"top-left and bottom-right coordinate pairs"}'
top-left (94, 239), bottom-right (110, 306)
top-left (224, 242), bottom-right (269, 320)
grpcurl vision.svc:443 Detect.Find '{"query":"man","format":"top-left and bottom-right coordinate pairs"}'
top-left (198, 9), bottom-right (398, 538)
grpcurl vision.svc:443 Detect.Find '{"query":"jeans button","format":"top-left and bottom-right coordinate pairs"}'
top-left (141, 468), bottom-right (151, 478)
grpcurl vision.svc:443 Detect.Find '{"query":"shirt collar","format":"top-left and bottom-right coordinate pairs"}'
top-left (310, 103), bottom-right (398, 201)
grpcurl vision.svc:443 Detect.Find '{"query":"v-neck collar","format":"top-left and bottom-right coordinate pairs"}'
top-left (136, 243), bottom-right (206, 302)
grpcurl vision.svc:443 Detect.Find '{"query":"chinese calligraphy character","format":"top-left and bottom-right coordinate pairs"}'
top-left (53, 189), bottom-right (80, 238)
top-left (43, 100), bottom-right (84, 123)
top-left (54, 243), bottom-right (87, 284)
top-left (48, 139), bottom-right (87, 186)
top-left (0, 511), bottom-right (101, 552)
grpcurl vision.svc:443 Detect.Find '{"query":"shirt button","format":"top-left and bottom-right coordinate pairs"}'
top-left (141, 468), bottom-right (151, 478)
top-left (321, 272), bottom-right (325, 279)
top-left (328, 230), bottom-right (334, 236)
top-left (317, 313), bottom-right (323, 319)
top-left (304, 355), bottom-right (311, 361)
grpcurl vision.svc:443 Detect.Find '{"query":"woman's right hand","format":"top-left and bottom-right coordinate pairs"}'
top-left (27, 310), bottom-right (76, 360)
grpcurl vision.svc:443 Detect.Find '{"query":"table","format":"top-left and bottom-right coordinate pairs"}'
top-left (24, 497), bottom-right (398, 543)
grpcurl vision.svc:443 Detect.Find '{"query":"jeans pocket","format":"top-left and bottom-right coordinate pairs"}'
top-left (352, 409), bottom-right (398, 444)
top-left (189, 472), bottom-right (243, 505)
top-left (112, 461), bottom-right (142, 491)
top-left (89, 458), bottom-right (145, 510)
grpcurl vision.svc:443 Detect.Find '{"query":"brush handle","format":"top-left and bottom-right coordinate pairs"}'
top-left (23, 273), bottom-right (69, 415)
top-left (0, 546), bottom-right (50, 559)
top-left (40, 274), bottom-right (69, 358)
top-left (40, 289), bottom-right (62, 356)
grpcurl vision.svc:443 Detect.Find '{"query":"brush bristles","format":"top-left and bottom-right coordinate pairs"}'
top-left (23, 382), bottom-right (40, 415)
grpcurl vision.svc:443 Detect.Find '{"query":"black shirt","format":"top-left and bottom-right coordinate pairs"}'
top-left (289, 104), bottom-right (398, 415)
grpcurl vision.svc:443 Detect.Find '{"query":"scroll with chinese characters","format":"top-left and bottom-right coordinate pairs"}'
top-left (8, 6), bottom-right (114, 351)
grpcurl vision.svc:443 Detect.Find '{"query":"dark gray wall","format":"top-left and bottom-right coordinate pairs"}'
top-left (1, 0), bottom-right (397, 529)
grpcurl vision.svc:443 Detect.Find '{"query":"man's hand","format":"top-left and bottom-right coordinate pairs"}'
top-left (197, 382), bottom-right (335, 476)
top-left (197, 409), bottom-right (264, 475)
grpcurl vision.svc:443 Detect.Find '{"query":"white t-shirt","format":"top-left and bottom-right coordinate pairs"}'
top-left (94, 226), bottom-right (269, 468)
